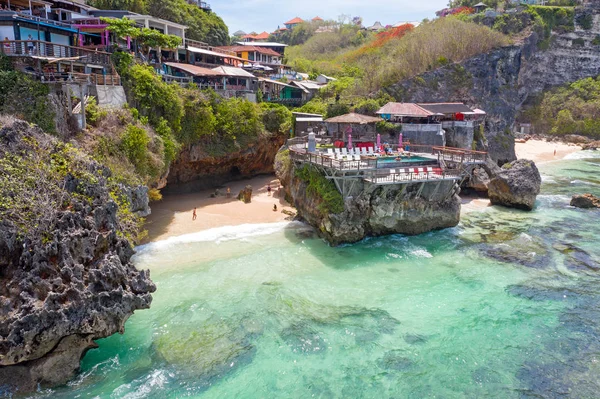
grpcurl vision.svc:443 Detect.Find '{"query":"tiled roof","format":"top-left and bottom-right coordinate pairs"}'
top-left (285, 17), bottom-right (304, 25)
top-left (221, 45), bottom-right (280, 57)
top-left (312, 16), bottom-right (323, 21)
top-left (253, 31), bottom-right (270, 40)
top-left (376, 103), bottom-right (433, 117)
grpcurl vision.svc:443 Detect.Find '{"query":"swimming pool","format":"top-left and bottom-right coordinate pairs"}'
top-left (378, 156), bottom-right (434, 164)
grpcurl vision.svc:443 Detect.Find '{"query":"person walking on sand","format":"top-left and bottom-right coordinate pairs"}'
top-left (226, 187), bottom-right (231, 198)
top-left (273, 204), bottom-right (278, 212)
top-left (192, 207), bottom-right (197, 221)
top-left (554, 148), bottom-right (557, 157)
top-left (267, 184), bottom-right (272, 196)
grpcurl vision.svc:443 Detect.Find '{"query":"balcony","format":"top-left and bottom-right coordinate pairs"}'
top-left (0, 40), bottom-right (112, 65)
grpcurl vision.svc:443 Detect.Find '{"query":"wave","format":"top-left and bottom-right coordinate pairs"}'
top-left (564, 150), bottom-right (600, 160)
top-left (570, 179), bottom-right (600, 187)
top-left (136, 221), bottom-right (301, 254)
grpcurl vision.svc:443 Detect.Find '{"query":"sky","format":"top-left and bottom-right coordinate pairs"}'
top-left (210, 0), bottom-right (450, 35)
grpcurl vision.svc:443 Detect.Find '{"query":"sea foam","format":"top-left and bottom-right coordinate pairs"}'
top-left (136, 221), bottom-right (302, 254)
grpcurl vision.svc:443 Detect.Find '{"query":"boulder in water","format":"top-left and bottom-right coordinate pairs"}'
top-left (570, 194), bottom-right (600, 209)
top-left (237, 185), bottom-right (253, 203)
top-left (488, 159), bottom-right (541, 211)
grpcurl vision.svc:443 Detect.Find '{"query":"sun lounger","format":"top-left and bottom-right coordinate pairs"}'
top-left (334, 148), bottom-right (341, 155)
top-left (342, 148), bottom-right (348, 155)
top-left (327, 148), bottom-right (334, 157)
top-left (361, 147), bottom-right (368, 155)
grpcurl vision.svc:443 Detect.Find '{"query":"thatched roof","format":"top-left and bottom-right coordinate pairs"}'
top-left (324, 113), bottom-right (381, 124)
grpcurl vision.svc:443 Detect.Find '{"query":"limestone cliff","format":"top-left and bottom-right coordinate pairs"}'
top-left (384, 4), bottom-right (600, 164)
top-left (0, 118), bottom-right (155, 394)
top-left (276, 149), bottom-right (461, 246)
top-left (165, 133), bottom-right (287, 193)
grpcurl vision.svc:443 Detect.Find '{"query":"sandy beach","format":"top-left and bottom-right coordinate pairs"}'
top-left (515, 139), bottom-right (581, 163)
top-left (144, 175), bottom-right (294, 242)
top-left (145, 140), bottom-right (583, 242)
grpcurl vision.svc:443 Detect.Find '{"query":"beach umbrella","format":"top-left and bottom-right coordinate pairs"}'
top-left (399, 133), bottom-right (403, 150)
top-left (376, 134), bottom-right (381, 151)
top-left (348, 134), bottom-right (353, 150)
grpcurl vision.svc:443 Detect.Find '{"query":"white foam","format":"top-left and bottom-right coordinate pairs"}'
top-left (135, 221), bottom-right (300, 255)
top-left (411, 248), bottom-right (433, 258)
top-left (570, 179), bottom-right (600, 187)
top-left (541, 175), bottom-right (556, 183)
top-left (564, 150), bottom-right (600, 160)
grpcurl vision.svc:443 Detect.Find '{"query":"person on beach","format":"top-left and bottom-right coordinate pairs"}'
top-left (192, 207), bottom-right (197, 221)
top-left (273, 204), bottom-right (278, 212)
top-left (226, 187), bottom-right (231, 198)
top-left (554, 149), bottom-right (557, 156)
top-left (267, 184), bottom-right (272, 196)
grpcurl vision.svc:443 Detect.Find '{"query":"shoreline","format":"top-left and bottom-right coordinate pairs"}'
top-left (144, 140), bottom-right (582, 243)
top-left (143, 175), bottom-right (295, 243)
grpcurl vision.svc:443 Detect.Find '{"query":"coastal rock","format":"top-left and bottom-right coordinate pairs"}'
top-left (0, 119), bottom-right (155, 394)
top-left (238, 185), bottom-right (253, 203)
top-left (582, 141), bottom-right (600, 151)
top-left (164, 133), bottom-right (286, 193)
top-left (563, 135), bottom-right (591, 145)
top-left (276, 149), bottom-right (461, 246)
top-left (488, 159), bottom-right (541, 211)
top-left (570, 194), bottom-right (600, 209)
top-left (467, 167), bottom-right (491, 193)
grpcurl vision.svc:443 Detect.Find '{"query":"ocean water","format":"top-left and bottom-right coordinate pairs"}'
top-left (35, 151), bottom-right (600, 399)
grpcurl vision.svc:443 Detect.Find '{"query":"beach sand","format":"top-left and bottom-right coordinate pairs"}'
top-left (144, 175), bottom-right (294, 242)
top-left (145, 140), bottom-right (583, 242)
top-left (515, 139), bottom-right (581, 164)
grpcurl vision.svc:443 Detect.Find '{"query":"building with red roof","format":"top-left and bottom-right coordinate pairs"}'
top-left (312, 16), bottom-right (324, 21)
top-left (284, 17), bottom-right (304, 30)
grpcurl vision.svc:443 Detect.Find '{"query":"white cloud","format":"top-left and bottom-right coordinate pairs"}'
top-left (210, 0), bottom-right (448, 34)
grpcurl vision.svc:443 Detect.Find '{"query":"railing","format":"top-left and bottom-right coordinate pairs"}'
top-left (27, 71), bottom-right (121, 85)
top-left (0, 40), bottom-right (111, 65)
top-left (431, 146), bottom-right (487, 164)
top-left (161, 74), bottom-right (193, 84)
top-left (441, 120), bottom-right (478, 128)
top-left (364, 168), bottom-right (461, 184)
top-left (3, 12), bottom-right (74, 29)
top-left (268, 98), bottom-right (304, 105)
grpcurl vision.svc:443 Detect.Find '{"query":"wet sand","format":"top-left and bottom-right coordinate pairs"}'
top-left (144, 175), bottom-right (294, 243)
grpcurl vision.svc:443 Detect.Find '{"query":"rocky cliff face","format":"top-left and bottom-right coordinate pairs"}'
top-left (164, 133), bottom-right (287, 194)
top-left (384, 6), bottom-right (600, 164)
top-left (0, 118), bottom-right (155, 394)
top-left (276, 149), bottom-right (461, 246)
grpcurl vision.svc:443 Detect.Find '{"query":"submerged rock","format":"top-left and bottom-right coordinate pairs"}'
top-left (570, 194), bottom-right (600, 209)
top-left (377, 350), bottom-right (415, 372)
top-left (482, 233), bottom-right (550, 268)
top-left (488, 159), bottom-right (541, 211)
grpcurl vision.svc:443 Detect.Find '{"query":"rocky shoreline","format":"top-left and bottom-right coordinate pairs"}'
top-left (0, 119), bottom-right (155, 394)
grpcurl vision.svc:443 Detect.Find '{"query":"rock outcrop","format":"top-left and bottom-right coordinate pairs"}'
top-left (165, 133), bottom-right (286, 193)
top-left (0, 119), bottom-right (155, 394)
top-left (384, 5), bottom-right (600, 164)
top-left (488, 159), bottom-right (541, 210)
top-left (571, 194), bottom-right (600, 209)
top-left (238, 185), bottom-right (253, 203)
top-left (276, 149), bottom-right (460, 246)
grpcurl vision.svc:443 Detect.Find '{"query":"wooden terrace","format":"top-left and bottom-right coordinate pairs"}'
top-left (0, 40), bottom-right (112, 65)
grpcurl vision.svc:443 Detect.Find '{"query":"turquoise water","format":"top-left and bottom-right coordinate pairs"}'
top-left (378, 156), bottom-right (434, 164)
top-left (35, 151), bottom-right (600, 398)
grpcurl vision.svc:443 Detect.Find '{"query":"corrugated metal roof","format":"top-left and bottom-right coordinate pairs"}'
top-left (296, 117), bottom-right (323, 122)
top-left (165, 62), bottom-right (223, 76)
top-left (212, 66), bottom-right (256, 78)
top-left (186, 46), bottom-right (247, 62)
top-left (418, 103), bottom-right (474, 114)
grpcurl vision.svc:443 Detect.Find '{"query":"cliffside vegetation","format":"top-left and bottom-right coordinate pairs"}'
top-left (519, 76), bottom-right (600, 139)
top-left (89, 0), bottom-right (229, 45)
top-left (295, 164), bottom-right (344, 214)
top-left (288, 17), bottom-right (509, 114)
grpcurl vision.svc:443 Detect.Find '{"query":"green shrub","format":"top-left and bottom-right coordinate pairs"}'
top-left (295, 164), bottom-right (344, 214)
top-left (261, 103), bottom-right (292, 134)
top-left (121, 124), bottom-right (150, 175)
top-left (85, 97), bottom-right (108, 127)
top-left (577, 13), bottom-right (593, 30)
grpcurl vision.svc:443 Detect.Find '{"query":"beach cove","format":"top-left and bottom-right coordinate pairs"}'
top-left (33, 144), bottom-right (600, 398)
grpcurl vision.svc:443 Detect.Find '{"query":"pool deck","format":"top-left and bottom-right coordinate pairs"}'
top-left (287, 137), bottom-right (488, 196)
